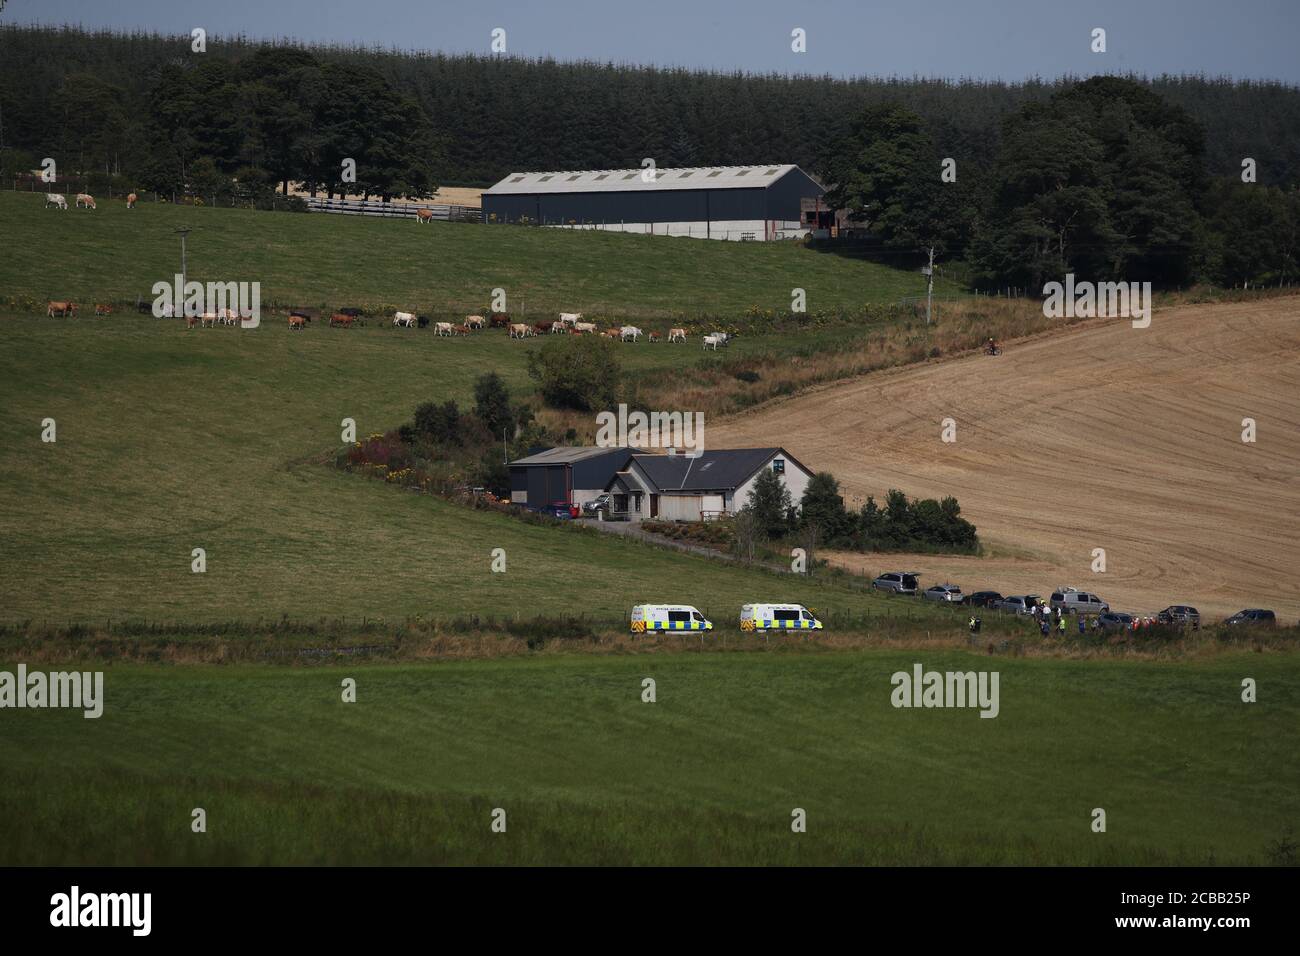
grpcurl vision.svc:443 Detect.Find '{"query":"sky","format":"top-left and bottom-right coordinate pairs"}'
top-left (4, 0), bottom-right (1298, 84)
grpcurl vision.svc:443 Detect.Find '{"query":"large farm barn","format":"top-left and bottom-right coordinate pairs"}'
top-left (482, 164), bottom-right (826, 240)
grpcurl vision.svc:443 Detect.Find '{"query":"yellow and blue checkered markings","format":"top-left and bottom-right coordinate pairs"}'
top-left (630, 615), bottom-right (712, 633)
top-left (743, 617), bottom-right (822, 631)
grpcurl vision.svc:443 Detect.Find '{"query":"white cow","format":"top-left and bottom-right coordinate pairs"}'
top-left (45, 193), bottom-right (68, 210)
top-left (394, 311), bottom-right (417, 328)
top-left (574, 321), bottom-right (597, 334)
top-left (702, 333), bottom-right (724, 351)
top-left (550, 321), bottom-right (569, 334)
top-left (620, 325), bottom-right (642, 342)
top-left (434, 321), bottom-right (455, 336)
top-left (464, 315), bottom-right (485, 330)
top-left (708, 331), bottom-right (732, 347)
top-left (509, 323), bottom-right (533, 338)
top-left (668, 327), bottom-right (688, 343)
top-left (76, 193), bottom-right (96, 209)
top-left (558, 312), bottom-right (583, 325)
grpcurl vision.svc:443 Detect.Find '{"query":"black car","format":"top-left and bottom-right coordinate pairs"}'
top-left (962, 591), bottom-right (1004, 608)
top-left (1157, 605), bottom-right (1201, 629)
top-left (1224, 609), bottom-right (1276, 627)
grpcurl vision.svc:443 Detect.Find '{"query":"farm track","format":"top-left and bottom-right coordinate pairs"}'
top-left (712, 296), bottom-right (1300, 621)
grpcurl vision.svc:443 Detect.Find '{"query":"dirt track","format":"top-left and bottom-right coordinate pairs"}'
top-left (713, 297), bottom-right (1300, 622)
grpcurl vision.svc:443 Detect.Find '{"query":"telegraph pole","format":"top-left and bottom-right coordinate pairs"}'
top-left (175, 226), bottom-right (191, 315)
top-left (923, 246), bottom-right (935, 325)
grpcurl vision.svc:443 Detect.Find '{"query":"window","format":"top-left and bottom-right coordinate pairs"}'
top-left (538, 175), bottom-right (553, 182)
top-left (707, 170), bottom-right (723, 177)
top-left (668, 611), bottom-right (691, 624)
top-left (623, 173), bottom-right (637, 180)
top-left (772, 459), bottom-right (785, 474)
top-left (679, 171), bottom-right (693, 178)
top-left (509, 175), bottom-right (525, 183)
top-left (735, 169), bottom-right (750, 176)
top-left (691, 611), bottom-right (705, 622)
top-left (594, 173), bottom-right (609, 180)
top-left (764, 167), bottom-right (779, 175)
top-left (567, 174), bottom-right (581, 181)
top-left (801, 610), bottom-right (812, 621)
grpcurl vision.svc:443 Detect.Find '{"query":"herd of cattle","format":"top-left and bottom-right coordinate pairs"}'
top-left (44, 191), bottom-right (138, 210)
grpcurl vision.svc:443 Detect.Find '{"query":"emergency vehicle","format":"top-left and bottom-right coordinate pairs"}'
top-left (739, 603), bottom-right (823, 631)
top-left (629, 604), bottom-right (713, 633)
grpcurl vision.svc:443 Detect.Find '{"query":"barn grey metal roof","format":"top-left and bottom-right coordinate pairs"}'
top-left (485, 165), bottom-right (812, 196)
top-left (631, 447), bottom-right (804, 492)
top-left (510, 446), bottom-right (635, 466)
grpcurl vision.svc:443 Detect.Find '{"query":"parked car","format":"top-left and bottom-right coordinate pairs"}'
top-left (1156, 605), bottom-right (1201, 629)
top-left (582, 493), bottom-right (613, 516)
top-left (922, 583), bottom-right (963, 603)
top-left (630, 604), bottom-right (712, 633)
top-left (1224, 608), bottom-right (1276, 627)
top-left (872, 572), bottom-right (920, 596)
top-left (1097, 612), bottom-right (1135, 632)
top-left (995, 595), bottom-right (1042, 616)
top-left (961, 591), bottom-right (1004, 608)
top-left (740, 603), bottom-right (823, 632)
top-left (538, 501), bottom-right (578, 519)
top-left (1049, 588), bottom-right (1109, 615)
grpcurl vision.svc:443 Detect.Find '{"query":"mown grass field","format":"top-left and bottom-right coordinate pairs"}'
top-left (0, 190), bottom-right (956, 318)
top-left (0, 312), bottom-right (945, 626)
top-left (2, 651), bottom-right (1295, 865)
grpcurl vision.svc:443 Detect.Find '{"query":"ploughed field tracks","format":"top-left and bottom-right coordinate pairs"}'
top-left (713, 297), bottom-right (1300, 621)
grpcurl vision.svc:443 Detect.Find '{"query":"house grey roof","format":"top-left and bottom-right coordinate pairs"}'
top-left (631, 447), bottom-right (797, 492)
top-left (510, 446), bottom-right (633, 466)
top-left (485, 165), bottom-right (811, 196)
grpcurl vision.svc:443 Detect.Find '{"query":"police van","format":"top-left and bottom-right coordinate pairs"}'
top-left (630, 604), bottom-right (713, 633)
top-left (739, 603), bottom-right (823, 632)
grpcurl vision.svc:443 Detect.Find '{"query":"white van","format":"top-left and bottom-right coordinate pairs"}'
top-left (630, 604), bottom-right (713, 633)
top-left (1049, 587), bottom-right (1109, 616)
top-left (740, 603), bottom-right (823, 632)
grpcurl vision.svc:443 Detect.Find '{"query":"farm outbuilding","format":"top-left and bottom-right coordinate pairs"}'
top-left (482, 165), bottom-right (826, 241)
top-left (508, 446), bottom-right (633, 510)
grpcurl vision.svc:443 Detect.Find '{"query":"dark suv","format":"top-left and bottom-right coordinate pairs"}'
top-left (962, 591), bottom-right (1004, 608)
top-left (1224, 609), bottom-right (1276, 627)
top-left (1157, 605), bottom-right (1201, 629)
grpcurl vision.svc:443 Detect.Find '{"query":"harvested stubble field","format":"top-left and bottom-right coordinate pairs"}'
top-left (714, 296), bottom-right (1300, 621)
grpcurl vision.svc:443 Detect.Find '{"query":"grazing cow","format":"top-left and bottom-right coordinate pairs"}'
top-left (126, 193), bottom-right (138, 209)
top-left (710, 331), bottom-right (733, 347)
top-left (94, 304), bottom-right (113, 316)
top-left (76, 193), bottom-right (96, 209)
top-left (603, 328), bottom-right (621, 339)
top-left (47, 300), bottom-right (77, 317)
top-left (620, 325), bottom-right (642, 342)
top-left (647, 331), bottom-right (660, 343)
top-left (508, 323), bottom-right (533, 339)
top-left (415, 208), bottom-right (434, 224)
top-left (465, 315), bottom-right (485, 330)
top-left (532, 322), bottom-right (551, 335)
top-left (288, 315), bottom-right (307, 331)
top-left (574, 321), bottom-right (597, 334)
top-left (417, 315), bottom-right (431, 329)
top-left (393, 312), bottom-right (416, 328)
top-left (550, 320), bottom-right (569, 334)
top-left (201, 312), bottom-right (218, 328)
top-left (489, 313), bottom-right (510, 329)
top-left (329, 313), bottom-right (355, 328)
top-left (186, 315), bottom-right (199, 329)
top-left (434, 321), bottom-right (455, 336)
top-left (668, 327), bottom-right (687, 343)
top-left (703, 333), bottom-right (723, 351)
top-left (45, 193), bottom-right (68, 210)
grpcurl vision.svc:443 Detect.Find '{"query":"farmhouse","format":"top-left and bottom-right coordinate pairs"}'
top-left (607, 447), bottom-right (812, 522)
top-left (482, 165), bottom-right (826, 241)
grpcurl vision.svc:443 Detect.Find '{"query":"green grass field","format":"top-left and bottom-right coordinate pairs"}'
top-left (3, 652), bottom-right (1295, 864)
top-left (0, 190), bottom-right (954, 318)
top-left (0, 313), bottom-right (944, 626)
top-left (3, 196), bottom-right (1296, 867)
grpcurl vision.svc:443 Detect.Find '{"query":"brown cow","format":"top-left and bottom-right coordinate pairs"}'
top-left (94, 304), bottom-right (113, 316)
top-left (647, 331), bottom-right (660, 343)
top-left (415, 208), bottom-right (434, 224)
top-left (288, 315), bottom-right (307, 331)
top-left (76, 193), bottom-right (96, 210)
top-left (489, 313), bottom-right (510, 328)
top-left (47, 301), bottom-right (77, 317)
top-left (126, 193), bottom-right (138, 209)
top-left (186, 314), bottom-right (199, 330)
top-left (329, 313), bottom-right (355, 328)
top-left (668, 327), bottom-right (688, 343)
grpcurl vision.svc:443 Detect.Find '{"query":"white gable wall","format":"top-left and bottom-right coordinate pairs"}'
top-left (730, 452), bottom-right (812, 515)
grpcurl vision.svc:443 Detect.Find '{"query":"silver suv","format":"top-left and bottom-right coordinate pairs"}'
top-left (1050, 588), bottom-right (1109, 615)
top-left (996, 595), bottom-right (1042, 615)
top-left (872, 572), bottom-right (919, 596)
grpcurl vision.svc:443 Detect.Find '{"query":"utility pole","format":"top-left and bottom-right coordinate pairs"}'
top-left (175, 226), bottom-right (191, 315)
top-left (923, 246), bottom-right (935, 325)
